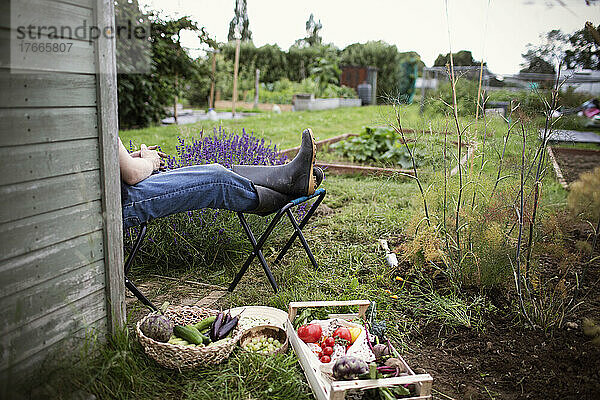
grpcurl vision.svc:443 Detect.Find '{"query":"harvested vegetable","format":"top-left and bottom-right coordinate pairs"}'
top-left (193, 315), bottom-right (216, 332)
top-left (322, 336), bottom-right (335, 347)
top-left (332, 356), bottom-right (368, 380)
top-left (216, 314), bottom-right (239, 340)
top-left (140, 313), bottom-right (174, 343)
top-left (372, 343), bottom-right (391, 361)
top-left (348, 327), bottom-right (361, 344)
top-left (384, 358), bottom-right (406, 372)
top-left (210, 312), bottom-right (224, 342)
top-left (332, 327), bottom-right (351, 344)
top-left (298, 323), bottom-right (322, 343)
top-left (243, 336), bottom-right (282, 354)
top-left (173, 325), bottom-right (206, 345)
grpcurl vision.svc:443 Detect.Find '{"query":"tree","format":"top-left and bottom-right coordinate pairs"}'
top-left (309, 57), bottom-right (340, 94)
top-left (433, 50), bottom-right (480, 67)
top-left (305, 14), bottom-right (322, 47)
top-left (564, 23), bottom-right (600, 70)
top-left (115, 0), bottom-right (207, 128)
top-left (520, 52), bottom-right (556, 74)
top-left (520, 29), bottom-right (567, 73)
top-left (228, 0), bottom-right (252, 42)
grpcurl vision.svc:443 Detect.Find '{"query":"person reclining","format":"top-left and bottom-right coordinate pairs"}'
top-left (119, 128), bottom-right (323, 228)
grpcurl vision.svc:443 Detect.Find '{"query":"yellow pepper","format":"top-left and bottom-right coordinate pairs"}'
top-left (348, 327), bottom-right (362, 344)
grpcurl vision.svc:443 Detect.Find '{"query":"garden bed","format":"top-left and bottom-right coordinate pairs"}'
top-left (550, 147), bottom-right (600, 184)
top-left (282, 129), bottom-right (472, 178)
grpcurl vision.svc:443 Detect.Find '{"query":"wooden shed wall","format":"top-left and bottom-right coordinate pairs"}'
top-left (0, 0), bottom-right (123, 388)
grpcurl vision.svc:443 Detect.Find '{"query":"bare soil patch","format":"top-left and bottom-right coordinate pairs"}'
top-left (552, 147), bottom-right (600, 184)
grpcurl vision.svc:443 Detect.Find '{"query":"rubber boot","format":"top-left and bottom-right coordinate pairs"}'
top-left (233, 128), bottom-right (318, 196)
top-left (250, 185), bottom-right (294, 216)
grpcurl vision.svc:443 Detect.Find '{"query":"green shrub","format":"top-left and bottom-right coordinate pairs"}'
top-left (242, 77), bottom-right (357, 104)
top-left (331, 126), bottom-right (441, 168)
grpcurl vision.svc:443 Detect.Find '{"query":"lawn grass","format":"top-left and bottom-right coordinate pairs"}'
top-left (46, 104), bottom-right (580, 399)
top-left (120, 105), bottom-right (397, 154)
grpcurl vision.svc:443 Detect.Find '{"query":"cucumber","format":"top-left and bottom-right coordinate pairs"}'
top-left (207, 337), bottom-right (230, 347)
top-left (174, 325), bottom-right (206, 345)
top-left (194, 316), bottom-right (217, 332)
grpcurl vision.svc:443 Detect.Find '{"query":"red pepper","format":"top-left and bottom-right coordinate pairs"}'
top-left (333, 327), bottom-right (352, 343)
top-left (298, 323), bottom-right (322, 343)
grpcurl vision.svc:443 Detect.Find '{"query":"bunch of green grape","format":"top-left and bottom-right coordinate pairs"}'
top-left (243, 336), bottom-right (282, 354)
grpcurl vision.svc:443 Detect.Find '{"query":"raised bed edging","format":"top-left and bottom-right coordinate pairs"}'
top-left (546, 146), bottom-right (569, 190)
top-left (280, 133), bottom-right (358, 158)
top-left (316, 162), bottom-right (413, 177)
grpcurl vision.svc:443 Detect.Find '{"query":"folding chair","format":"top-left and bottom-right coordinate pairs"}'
top-left (123, 187), bottom-right (326, 310)
top-left (228, 187), bottom-right (326, 293)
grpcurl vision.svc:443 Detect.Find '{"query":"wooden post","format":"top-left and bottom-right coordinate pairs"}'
top-left (95, 0), bottom-right (125, 333)
top-left (254, 68), bottom-right (260, 109)
top-left (232, 39), bottom-right (241, 116)
top-left (420, 68), bottom-right (426, 115)
top-left (209, 51), bottom-right (216, 109)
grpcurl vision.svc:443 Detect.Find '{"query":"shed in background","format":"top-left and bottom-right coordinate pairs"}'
top-left (341, 65), bottom-right (378, 105)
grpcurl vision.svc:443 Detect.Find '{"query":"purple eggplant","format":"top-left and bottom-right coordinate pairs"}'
top-left (216, 314), bottom-right (239, 340)
top-left (210, 312), bottom-right (224, 342)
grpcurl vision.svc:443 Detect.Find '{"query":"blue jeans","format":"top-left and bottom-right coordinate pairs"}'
top-left (121, 164), bottom-right (259, 229)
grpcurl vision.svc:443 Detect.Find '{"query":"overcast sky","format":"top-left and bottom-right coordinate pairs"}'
top-left (139, 0), bottom-right (599, 75)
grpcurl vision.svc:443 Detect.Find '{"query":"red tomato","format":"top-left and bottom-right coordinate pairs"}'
top-left (322, 346), bottom-right (333, 356)
top-left (298, 324), bottom-right (322, 343)
top-left (320, 355), bottom-right (331, 363)
top-left (333, 327), bottom-right (352, 343)
top-left (324, 337), bottom-right (335, 347)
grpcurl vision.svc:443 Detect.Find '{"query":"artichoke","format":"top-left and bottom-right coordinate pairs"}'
top-left (332, 356), bottom-right (369, 380)
top-left (140, 313), bottom-right (174, 342)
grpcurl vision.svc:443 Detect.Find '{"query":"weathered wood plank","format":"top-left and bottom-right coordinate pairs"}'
top-left (0, 289), bottom-right (106, 372)
top-left (0, 261), bottom-right (105, 333)
top-left (0, 200), bottom-right (103, 261)
top-left (52, 0), bottom-right (95, 10)
top-left (0, 170), bottom-right (101, 224)
top-left (0, 316), bottom-right (105, 392)
top-left (0, 230), bottom-right (104, 299)
top-left (0, 107), bottom-right (97, 146)
top-left (0, 138), bottom-right (99, 186)
top-left (96, 0), bottom-right (125, 332)
top-left (0, 29), bottom-right (96, 74)
top-left (0, 71), bottom-right (97, 108)
top-left (0, 0), bottom-right (93, 34)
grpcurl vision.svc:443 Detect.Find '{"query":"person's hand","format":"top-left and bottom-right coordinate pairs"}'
top-left (140, 144), bottom-right (167, 171)
top-left (130, 145), bottom-right (161, 158)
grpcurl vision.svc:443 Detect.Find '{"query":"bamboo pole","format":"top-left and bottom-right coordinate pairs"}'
top-left (232, 39), bottom-right (241, 116)
top-left (209, 51), bottom-right (216, 109)
top-left (475, 59), bottom-right (485, 121)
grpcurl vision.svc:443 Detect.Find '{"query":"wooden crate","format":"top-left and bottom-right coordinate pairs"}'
top-left (287, 300), bottom-right (433, 400)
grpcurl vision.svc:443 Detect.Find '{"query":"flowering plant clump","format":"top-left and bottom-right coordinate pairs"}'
top-left (166, 126), bottom-right (287, 169)
top-left (124, 127), bottom-right (292, 276)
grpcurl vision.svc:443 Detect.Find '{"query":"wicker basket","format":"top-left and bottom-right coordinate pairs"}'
top-left (136, 306), bottom-right (242, 369)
